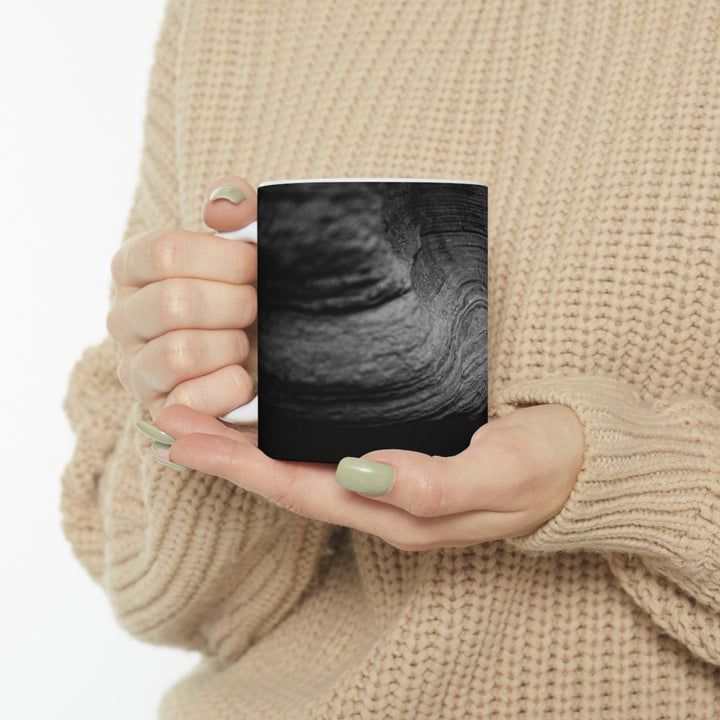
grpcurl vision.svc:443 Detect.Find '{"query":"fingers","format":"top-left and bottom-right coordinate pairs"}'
top-left (335, 442), bottom-right (511, 518)
top-left (108, 278), bottom-right (256, 345)
top-left (202, 176), bottom-right (258, 233)
top-left (157, 403), bottom-right (256, 443)
top-left (348, 407), bottom-right (580, 518)
top-left (154, 407), bottom-right (526, 550)
top-left (165, 364), bottom-right (256, 418)
top-left (118, 329), bottom-right (249, 411)
top-left (331, 446), bottom-right (548, 548)
top-left (108, 175), bottom-right (259, 420)
top-left (150, 404), bottom-right (583, 551)
top-left (160, 410), bottom-right (407, 528)
top-left (333, 447), bottom-right (502, 521)
top-left (112, 228), bottom-right (258, 288)
top-left (336, 449), bottom-right (464, 517)
top-left (112, 175), bottom-right (259, 289)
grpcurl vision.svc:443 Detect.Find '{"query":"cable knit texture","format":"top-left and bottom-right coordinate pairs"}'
top-left (62, 0), bottom-right (720, 717)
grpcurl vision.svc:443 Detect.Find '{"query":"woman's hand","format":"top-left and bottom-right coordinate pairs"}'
top-left (149, 403), bottom-right (585, 550)
top-left (107, 177), bottom-right (259, 419)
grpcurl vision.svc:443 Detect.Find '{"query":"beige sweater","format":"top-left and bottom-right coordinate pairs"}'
top-left (62, 0), bottom-right (720, 717)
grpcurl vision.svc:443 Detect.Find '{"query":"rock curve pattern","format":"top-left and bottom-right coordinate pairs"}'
top-left (257, 180), bottom-right (487, 463)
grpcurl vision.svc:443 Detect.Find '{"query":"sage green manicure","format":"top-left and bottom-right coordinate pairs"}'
top-left (335, 457), bottom-right (395, 495)
top-left (136, 421), bottom-right (175, 444)
top-left (152, 441), bottom-right (173, 452)
top-left (152, 456), bottom-right (191, 472)
top-left (209, 185), bottom-right (246, 204)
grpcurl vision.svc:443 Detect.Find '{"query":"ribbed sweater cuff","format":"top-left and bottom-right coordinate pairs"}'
top-left (492, 377), bottom-right (720, 566)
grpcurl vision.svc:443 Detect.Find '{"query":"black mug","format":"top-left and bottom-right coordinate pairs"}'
top-left (223, 178), bottom-right (488, 464)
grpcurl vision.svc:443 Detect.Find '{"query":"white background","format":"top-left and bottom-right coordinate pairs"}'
top-left (0, 2), bottom-right (202, 718)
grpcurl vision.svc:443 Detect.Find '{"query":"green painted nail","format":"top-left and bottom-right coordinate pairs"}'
top-left (136, 421), bottom-right (175, 444)
top-left (152, 441), bottom-right (173, 452)
top-left (335, 457), bottom-right (395, 495)
top-left (209, 185), bottom-right (246, 204)
top-left (151, 456), bottom-right (191, 472)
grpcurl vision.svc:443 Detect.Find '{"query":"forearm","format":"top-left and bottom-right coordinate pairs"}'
top-left (495, 375), bottom-right (720, 663)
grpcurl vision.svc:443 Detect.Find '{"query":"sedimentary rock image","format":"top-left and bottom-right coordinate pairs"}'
top-left (257, 180), bottom-right (487, 463)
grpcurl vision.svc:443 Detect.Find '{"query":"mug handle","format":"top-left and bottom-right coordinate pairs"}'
top-left (215, 221), bottom-right (259, 424)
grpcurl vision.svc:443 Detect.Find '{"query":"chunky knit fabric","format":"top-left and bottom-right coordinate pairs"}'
top-left (62, 1), bottom-right (720, 717)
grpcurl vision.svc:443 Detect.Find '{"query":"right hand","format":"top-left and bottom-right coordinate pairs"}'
top-left (107, 176), bottom-right (258, 419)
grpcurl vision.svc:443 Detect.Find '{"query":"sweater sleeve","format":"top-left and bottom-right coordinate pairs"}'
top-left (60, 0), bottom-right (335, 661)
top-left (493, 376), bottom-right (720, 666)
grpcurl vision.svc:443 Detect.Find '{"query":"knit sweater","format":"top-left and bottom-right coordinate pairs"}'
top-left (62, 1), bottom-right (720, 717)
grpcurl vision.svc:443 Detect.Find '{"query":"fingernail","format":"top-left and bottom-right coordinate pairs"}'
top-left (209, 185), bottom-right (246, 204)
top-left (136, 421), bottom-right (175, 444)
top-left (335, 457), bottom-right (395, 495)
top-left (152, 456), bottom-right (191, 472)
top-left (152, 441), bottom-right (173, 452)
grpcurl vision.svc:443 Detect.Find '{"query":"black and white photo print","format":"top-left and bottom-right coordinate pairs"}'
top-left (257, 179), bottom-right (488, 463)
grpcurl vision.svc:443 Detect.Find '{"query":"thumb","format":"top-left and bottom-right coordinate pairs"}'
top-left (202, 175), bottom-right (258, 233)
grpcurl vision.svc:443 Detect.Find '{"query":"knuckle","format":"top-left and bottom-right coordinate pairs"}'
top-left (149, 230), bottom-right (184, 277)
top-left (407, 467), bottom-right (446, 518)
top-left (156, 280), bottom-right (195, 327)
top-left (212, 364), bottom-right (253, 408)
top-left (168, 382), bottom-right (195, 409)
top-left (162, 332), bottom-right (198, 377)
top-left (270, 465), bottom-right (304, 516)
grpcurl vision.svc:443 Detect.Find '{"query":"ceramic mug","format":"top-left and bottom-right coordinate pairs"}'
top-left (220, 178), bottom-right (488, 463)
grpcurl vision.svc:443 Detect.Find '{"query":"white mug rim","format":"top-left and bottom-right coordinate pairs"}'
top-left (259, 177), bottom-right (487, 188)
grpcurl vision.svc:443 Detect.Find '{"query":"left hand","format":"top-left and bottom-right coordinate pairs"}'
top-left (150, 403), bottom-right (584, 551)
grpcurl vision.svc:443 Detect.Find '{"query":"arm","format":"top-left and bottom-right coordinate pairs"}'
top-left (61, 0), bottom-right (335, 661)
top-left (158, 374), bottom-right (720, 667)
top-left (495, 376), bottom-right (720, 665)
